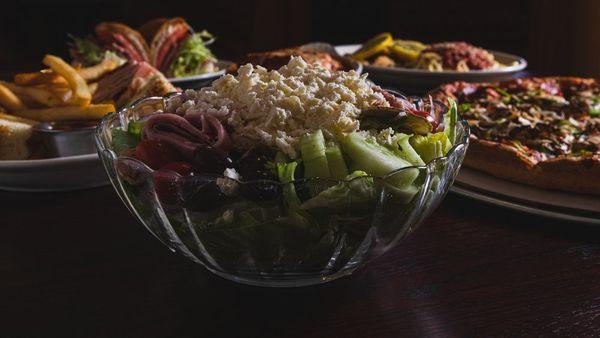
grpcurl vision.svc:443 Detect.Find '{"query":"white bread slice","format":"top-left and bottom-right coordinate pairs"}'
top-left (0, 113), bottom-right (37, 160)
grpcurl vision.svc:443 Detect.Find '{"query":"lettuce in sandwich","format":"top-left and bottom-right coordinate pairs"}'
top-left (169, 31), bottom-right (218, 78)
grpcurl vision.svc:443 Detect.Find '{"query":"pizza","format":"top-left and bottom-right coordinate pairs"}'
top-left (430, 77), bottom-right (600, 195)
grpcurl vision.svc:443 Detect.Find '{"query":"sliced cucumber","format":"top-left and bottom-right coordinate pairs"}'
top-left (325, 142), bottom-right (349, 180)
top-left (277, 161), bottom-right (300, 209)
top-left (339, 132), bottom-right (418, 188)
top-left (384, 183), bottom-right (419, 204)
top-left (300, 130), bottom-right (330, 178)
top-left (391, 133), bottom-right (425, 166)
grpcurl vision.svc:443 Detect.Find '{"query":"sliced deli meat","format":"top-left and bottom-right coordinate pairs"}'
top-left (142, 112), bottom-right (232, 160)
top-left (148, 18), bottom-right (191, 72)
top-left (95, 22), bottom-right (151, 63)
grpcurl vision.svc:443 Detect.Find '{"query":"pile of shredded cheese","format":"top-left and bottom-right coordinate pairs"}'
top-left (175, 56), bottom-right (388, 158)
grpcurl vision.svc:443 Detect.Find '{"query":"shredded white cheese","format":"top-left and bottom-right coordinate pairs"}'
top-left (177, 56), bottom-right (388, 158)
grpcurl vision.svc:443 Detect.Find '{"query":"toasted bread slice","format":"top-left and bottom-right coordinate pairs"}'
top-left (0, 113), bottom-right (37, 160)
top-left (121, 71), bottom-right (176, 107)
top-left (138, 18), bottom-right (169, 43)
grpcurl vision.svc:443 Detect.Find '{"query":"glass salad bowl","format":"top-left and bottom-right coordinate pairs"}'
top-left (95, 94), bottom-right (469, 287)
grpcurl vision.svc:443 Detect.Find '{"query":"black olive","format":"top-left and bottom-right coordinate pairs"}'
top-left (178, 175), bottom-right (226, 211)
top-left (239, 180), bottom-right (281, 201)
top-left (191, 146), bottom-right (233, 174)
top-left (293, 161), bottom-right (305, 180)
top-left (293, 178), bottom-right (313, 203)
top-left (235, 146), bottom-right (277, 180)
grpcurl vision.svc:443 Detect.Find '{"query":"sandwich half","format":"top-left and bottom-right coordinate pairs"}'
top-left (92, 61), bottom-right (177, 108)
top-left (94, 22), bottom-right (151, 63)
top-left (70, 18), bottom-right (217, 78)
top-left (141, 17), bottom-right (217, 77)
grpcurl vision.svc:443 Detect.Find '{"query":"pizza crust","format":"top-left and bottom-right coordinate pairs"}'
top-left (466, 137), bottom-right (600, 195)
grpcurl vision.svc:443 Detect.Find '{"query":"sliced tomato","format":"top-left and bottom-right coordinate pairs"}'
top-left (135, 140), bottom-right (183, 170)
top-left (152, 170), bottom-right (182, 205)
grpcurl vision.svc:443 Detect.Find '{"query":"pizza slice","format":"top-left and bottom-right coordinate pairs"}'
top-left (430, 77), bottom-right (600, 195)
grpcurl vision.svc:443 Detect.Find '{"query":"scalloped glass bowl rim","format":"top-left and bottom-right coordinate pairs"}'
top-left (95, 94), bottom-right (470, 185)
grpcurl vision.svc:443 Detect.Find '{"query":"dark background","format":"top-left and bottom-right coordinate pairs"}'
top-left (1, 0), bottom-right (538, 74)
top-left (4, 0), bottom-right (596, 77)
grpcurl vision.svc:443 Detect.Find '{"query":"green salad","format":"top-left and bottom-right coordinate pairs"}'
top-left (110, 57), bottom-right (461, 270)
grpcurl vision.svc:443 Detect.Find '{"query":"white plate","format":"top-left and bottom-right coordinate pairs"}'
top-left (451, 167), bottom-right (600, 224)
top-left (0, 153), bottom-right (109, 192)
top-left (167, 60), bottom-right (233, 86)
top-left (335, 44), bottom-right (527, 93)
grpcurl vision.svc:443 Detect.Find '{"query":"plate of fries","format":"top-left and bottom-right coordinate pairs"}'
top-left (0, 54), bottom-right (120, 191)
top-left (0, 54), bottom-right (117, 122)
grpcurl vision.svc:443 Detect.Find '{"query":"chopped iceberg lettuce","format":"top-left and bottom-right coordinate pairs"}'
top-left (409, 132), bottom-right (452, 163)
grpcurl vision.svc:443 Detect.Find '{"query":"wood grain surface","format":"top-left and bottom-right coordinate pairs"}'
top-left (2, 186), bottom-right (599, 337)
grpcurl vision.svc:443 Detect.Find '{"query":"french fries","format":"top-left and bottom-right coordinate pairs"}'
top-left (0, 83), bottom-right (26, 111)
top-left (78, 57), bottom-right (124, 82)
top-left (17, 60), bottom-right (119, 84)
top-left (1, 81), bottom-right (64, 107)
top-left (43, 54), bottom-right (91, 106)
top-left (46, 85), bottom-right (73, 103)
top-left (14, 104), bottom-right (115, 122)
top-left (0, 112), bottom-right (38, 126)
top-left (2, 54), bottom-right (124, 126)
top-left (87, 82), bottom-right (98, 96)
top-left (14, 70), bottom-right (69, 86)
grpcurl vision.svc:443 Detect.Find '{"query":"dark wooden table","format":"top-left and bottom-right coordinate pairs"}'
top-left (2, 186), bottom-right (600, 337)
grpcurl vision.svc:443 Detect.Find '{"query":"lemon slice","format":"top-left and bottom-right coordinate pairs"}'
top-left (352, 33), bottom-right (393, 60)
top-left (389, 39), bottom-right (427, 62)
